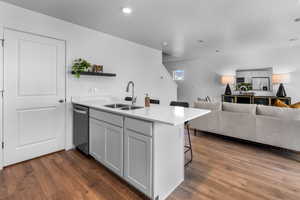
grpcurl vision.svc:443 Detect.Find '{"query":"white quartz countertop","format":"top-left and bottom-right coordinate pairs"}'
top-left (72, 97), bottom-right (210, 126)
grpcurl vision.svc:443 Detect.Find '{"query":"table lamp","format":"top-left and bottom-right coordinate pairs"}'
top-left (220, 75), bottom-right (235, 95)
top-left (272, 74), bottom-right (289, 97)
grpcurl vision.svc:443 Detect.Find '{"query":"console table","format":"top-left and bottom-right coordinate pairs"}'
top-left (221, 95), bottom-right (291, 106)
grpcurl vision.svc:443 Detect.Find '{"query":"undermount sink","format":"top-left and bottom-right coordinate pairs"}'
top-left (120, 106), bottom-right (143, 110)
top-left (104, 104), bottom-right (143, 110)
top-left (104, 103), bottom-right (129, 108)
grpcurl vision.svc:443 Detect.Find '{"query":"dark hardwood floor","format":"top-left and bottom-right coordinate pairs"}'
top-left (1, 132), bottom-right (300, 200)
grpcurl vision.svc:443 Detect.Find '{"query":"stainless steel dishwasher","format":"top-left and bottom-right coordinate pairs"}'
top-left (73, 104), bottom-right (89, 155)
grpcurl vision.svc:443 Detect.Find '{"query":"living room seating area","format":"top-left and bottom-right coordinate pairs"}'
top-left (190, 101), bottom-right (300, 151)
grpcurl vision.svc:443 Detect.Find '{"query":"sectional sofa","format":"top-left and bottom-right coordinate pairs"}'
top-left (190, 102), bottom-right (300, 151)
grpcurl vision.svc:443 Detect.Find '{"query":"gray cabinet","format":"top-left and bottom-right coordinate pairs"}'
top-left (124, 118), bottom-right (152, 197)
top-left (89, 110), bottom-right (123, 177)
top-left (104, 123), bottom-right (123, 176)
top-left (90, 118), bottom-right (106, 163)
top-left (89, 110), bottom-right (153, 197)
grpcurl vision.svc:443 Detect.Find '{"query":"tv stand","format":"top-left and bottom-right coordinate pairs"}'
top-left (221, 94), bottom-right (291, 106)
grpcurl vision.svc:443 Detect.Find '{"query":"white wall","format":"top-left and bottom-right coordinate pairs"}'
top-left (0, 1), bottom-right (177, 158)
top-left (165, 45), bottom-right (300, 105)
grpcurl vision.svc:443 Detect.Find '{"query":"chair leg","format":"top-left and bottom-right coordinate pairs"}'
top-left (194, 128), bottom-right (197, 136)
top-left (187, 126), bottom-right (193, 163)
top-left (184, 125), bottom-right (193, 166)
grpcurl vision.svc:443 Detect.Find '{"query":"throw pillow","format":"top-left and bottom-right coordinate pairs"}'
top-left (274, 99), bottom-right (289, 108)
top-left (290, 102), bottom-right (300, 109)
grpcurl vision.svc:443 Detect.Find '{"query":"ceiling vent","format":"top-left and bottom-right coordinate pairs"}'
top-left (289, 38), bottom-right (298, 42)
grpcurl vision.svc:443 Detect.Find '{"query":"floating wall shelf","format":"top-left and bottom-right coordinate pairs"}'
top-left (71, 71), bottom-right (116, 77)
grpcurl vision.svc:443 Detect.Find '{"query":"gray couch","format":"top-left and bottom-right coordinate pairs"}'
top-left (190, 102), bottom-right (300, 151)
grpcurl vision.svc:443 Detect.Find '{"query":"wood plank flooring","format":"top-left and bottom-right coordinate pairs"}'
top-left (1, 132), bottom-right (300, 200)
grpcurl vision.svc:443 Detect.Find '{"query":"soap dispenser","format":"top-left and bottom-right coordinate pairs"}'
top-left (145, 93), bottom-right (150, 107)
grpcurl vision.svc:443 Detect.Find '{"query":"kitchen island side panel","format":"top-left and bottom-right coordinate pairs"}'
top-left (153, 122), bottom-right (185, 200)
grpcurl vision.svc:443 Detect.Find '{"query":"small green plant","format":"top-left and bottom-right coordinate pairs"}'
top-left (72, 58), bottom-right (91, 78)
top-left (237, 83), bottom-right (253, 91)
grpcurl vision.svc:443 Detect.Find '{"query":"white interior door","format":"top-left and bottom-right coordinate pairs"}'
top-left (0, 26), bottom-right (3, 169)
top-left (3, 29), bottom-right (66, 166)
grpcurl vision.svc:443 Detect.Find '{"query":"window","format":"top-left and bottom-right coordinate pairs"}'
top-left (173, 70), bottom-right (184, 80)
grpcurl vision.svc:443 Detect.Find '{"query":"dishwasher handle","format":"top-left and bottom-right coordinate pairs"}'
top-left (73, 108), bottom-right (88, 115)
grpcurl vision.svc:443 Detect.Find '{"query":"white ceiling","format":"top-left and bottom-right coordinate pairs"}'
top-left (2, 0), bottom-right (300, 62)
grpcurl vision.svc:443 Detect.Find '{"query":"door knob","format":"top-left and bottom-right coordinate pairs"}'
top-left (58, 99), bottom-right (65, 103)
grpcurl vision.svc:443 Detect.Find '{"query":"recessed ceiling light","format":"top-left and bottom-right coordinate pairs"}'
top-left (122, 7), bottom-right (132, 14)
top-left (162, 42), bottom-right (168, 46)
top-left (294, 18), bottom-right (300, 22)
top-left (216, 50), bottom-right (220, 53)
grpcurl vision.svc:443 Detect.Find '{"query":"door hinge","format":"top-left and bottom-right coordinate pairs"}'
top-left (0, 39), bottom-right (4, 47)
top-left (1, 142), bottom-right (4, 149)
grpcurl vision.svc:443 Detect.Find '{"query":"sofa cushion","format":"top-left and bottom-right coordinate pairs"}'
top-left (274, 99), bottom-right (289, 108)
top-left (257, 105), bottom-right (300, 120)
top-left (194, 101), bottom-right (222, 111)
top-left (220, 111), bottom-right (256, 141)
top-left (222, 102), bottom-right (256, 115)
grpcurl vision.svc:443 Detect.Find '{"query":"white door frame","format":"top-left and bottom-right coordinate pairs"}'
top-left (0, 27), bottom-right (67, 170)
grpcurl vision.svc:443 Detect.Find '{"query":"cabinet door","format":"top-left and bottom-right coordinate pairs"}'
top-left (89, 118), bottom-right (106, 163)
top-left (105, 123), bottom-right (123, 176)
top-left (124, 129), bottom-right (152, 197)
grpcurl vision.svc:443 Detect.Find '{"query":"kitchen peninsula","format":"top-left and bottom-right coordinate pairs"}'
top-left (72, 97), bottom-right (210, 200)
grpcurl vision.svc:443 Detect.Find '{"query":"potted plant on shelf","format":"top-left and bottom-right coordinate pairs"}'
top-left (72, 58), bottom-right (92, 78)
